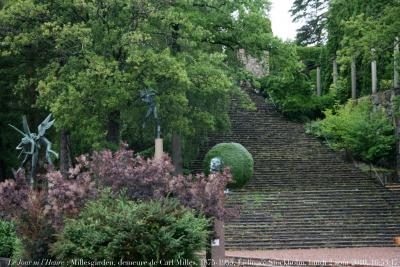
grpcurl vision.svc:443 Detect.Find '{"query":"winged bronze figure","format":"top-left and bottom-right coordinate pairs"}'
top-left (9, 114), bottom-right (58, 185)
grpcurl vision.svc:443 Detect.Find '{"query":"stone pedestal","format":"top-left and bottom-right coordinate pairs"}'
top-left (211, 220), bottom-right (225, 267)
top-left (154, 138), bottom-right (163, 160)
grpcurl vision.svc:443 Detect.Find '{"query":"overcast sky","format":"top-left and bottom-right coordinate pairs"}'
top-left (269, 0), bottom-right (302, 40)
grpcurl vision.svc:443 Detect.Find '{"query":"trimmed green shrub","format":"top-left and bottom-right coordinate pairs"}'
top-left (0, 220), bottom-right (19, 258)
top-left (51, 190), bottom-right (209, 265)
top-left (204, 142), bottom-right (253, 188)
top-left (307, 99), bottom-right (395, 163)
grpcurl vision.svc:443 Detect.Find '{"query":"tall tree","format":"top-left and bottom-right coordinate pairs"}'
top-left (291, 0), bottom-right (329, 45)
top-left (0, 0), bottom-right (273, 172)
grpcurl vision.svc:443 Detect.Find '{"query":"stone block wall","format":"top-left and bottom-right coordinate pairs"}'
top-left (237, 49), bottom-right (269, 78)
top-left (357, 89), bottom-right (400, 121)
top-left (363, 89), bottom-right (400, 182)
top-left (370, 89), bottom-right (396, 119)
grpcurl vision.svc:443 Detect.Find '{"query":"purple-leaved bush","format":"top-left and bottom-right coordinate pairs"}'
top-left (0, 144), bottom-right (234, 259)
top-left (0, 170), bottom-right (29, 220)
top-left (89, 148), bottom-right (174, 201)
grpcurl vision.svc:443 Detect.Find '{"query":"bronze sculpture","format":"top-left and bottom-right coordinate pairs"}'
top-left (140, 88), bottom-right (161, 138)
top-left (9, 114), bottom-right (58, 185)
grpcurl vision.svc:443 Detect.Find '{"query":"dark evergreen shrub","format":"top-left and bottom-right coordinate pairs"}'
top-left (51, 191), bottom-right (209, 265)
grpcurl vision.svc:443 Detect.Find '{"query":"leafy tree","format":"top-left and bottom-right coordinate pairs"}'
top-left (258, 40), bottom-right (335, 120)
top-left (291, 0), bottom-right (328, 45)
top-left (327, 0), bottom-right (399, 97)
top-left (0, 0), bottom-right (274, 174)
top-left (296, 45), bottom-right (331, 89)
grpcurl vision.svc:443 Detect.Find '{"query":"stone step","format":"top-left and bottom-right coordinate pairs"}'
top-left (225, 241), bottom-right (396, 250)
top-left (225, 226), bottom-right (400, 232)
top-left (192, 88), bottom-right (400, 250)
top-left (227, 218), bottom-right (400, 223)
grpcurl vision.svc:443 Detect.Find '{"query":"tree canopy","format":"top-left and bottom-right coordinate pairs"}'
top-left (0, 0), bottom-right (274, 178)
top-left (291, 0), bottom-right (399, 99)
top-left (290, 0), bottom-right (328, 45)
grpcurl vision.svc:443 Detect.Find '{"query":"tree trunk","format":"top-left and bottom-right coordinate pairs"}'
top-left (172, 131), bottom-right (183, 175)
top-left (60, 130), bottom-right (72, 178)
top-left (0, 127), bottom-right (4, 181)
top-left (0, 158), bottom-right (4, 182)
top-left (170, 22), bottom-right (183, 175)
top-left (106, 111), bottom-right (120, 145)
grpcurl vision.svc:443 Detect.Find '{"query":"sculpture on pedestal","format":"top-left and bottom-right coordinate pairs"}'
top-left (140, 88), bottom-right (161, 138)
top-left (140, 88), bottom-right (163, 159)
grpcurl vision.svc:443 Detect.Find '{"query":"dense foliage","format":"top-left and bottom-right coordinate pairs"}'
top-left (0, 147), bottom-right (233, 260)
top-left (259, 42), bottom-right (335, 120)
top-left (204, 142), bottom-right (253, 188)
top-left (294, 0), bottom-right (399, 100)
top-left (291, 0), bottom-right (328, 45)
top-left (0, 220), bottom-right (19, 258)
top-left (51, 191), bottom-right (209, 266)
top-left (0, 0), bottom-right (274, 178)
top-left (307, 99), bottom-right (395, 163)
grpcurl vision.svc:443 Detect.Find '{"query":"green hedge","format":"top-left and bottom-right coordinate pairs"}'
top-left (51, 190), bottom-right (209, 265)
top-left (204, 142), bottom-right (253, 188)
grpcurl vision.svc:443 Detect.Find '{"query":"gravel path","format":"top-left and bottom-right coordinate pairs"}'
top-left (226, 248), bottom-right (400, 267)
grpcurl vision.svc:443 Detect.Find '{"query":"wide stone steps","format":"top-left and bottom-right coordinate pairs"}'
top-left (239, 185), bottom-right (381, 191)
top-left (225, 241), bottom-right (395, 250)
top-left (225, 224), bottom-right (400, 231)
top-left (192, 88), bottom-right (400, 250)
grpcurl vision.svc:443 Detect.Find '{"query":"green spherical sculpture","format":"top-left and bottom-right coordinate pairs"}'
top-left (204, 142), bottom-right (253, 188)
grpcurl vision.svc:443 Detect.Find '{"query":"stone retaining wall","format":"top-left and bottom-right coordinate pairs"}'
top-left (357, 88), bottom-right (400, 121)
top-left (237, 49), bottom-right (269, 78)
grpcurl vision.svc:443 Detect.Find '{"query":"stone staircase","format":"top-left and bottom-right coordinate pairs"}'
top-left (192, 89), bottom-right (400, 250)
